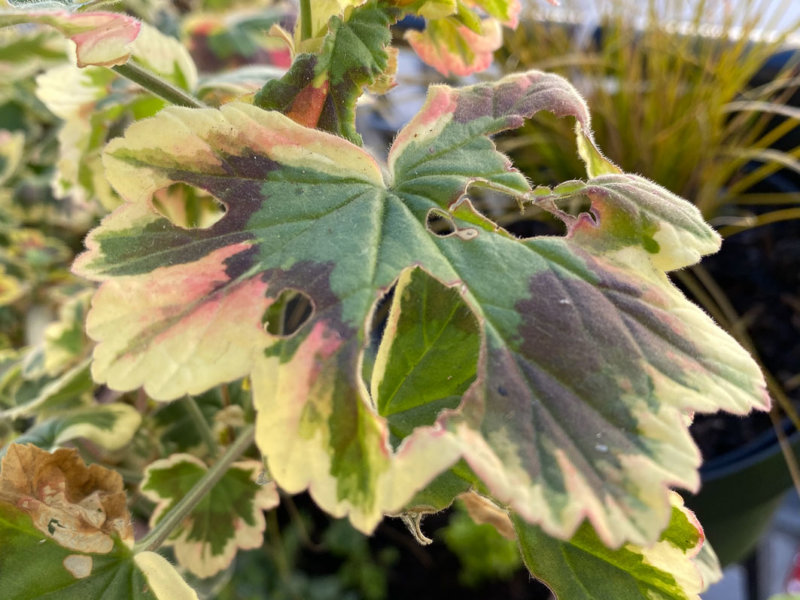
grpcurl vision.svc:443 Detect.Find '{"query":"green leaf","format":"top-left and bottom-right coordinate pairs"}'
top-left (255, 3), bottom-right (395, 143)
top-left (140, 454), bottom-right (280, 579)
top-left (74, 70), bottom-right (767, 542)
top-left (404, 466), bottom-right (471, 512)
top-left (393, 0), bottom-right (456, 21)
top-left (470, 0), bottom-right (522, 27)
top-left (0, 9), bottom-right (141, 67)
top-left (513, 493), bottom-right (721, 600)
top-left (371, 266), bottom-right (480, 441)
top-left (151, 389), bottom-right (224, 454)
top-left (0, 444), bottom-right (197, 600)
top-left (0, 503), bottom-right (196, 600)
top-left (296, 0), bottom-right (368, 41)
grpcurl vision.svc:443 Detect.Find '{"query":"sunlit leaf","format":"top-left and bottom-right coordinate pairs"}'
top-left (255, 3), bottom-right (395, 143)
top-left (128, 21), bottom-right (197, 93)
top-left (74, 70), bottom-right (766, 543)
top-left (400, 0), bottom-right (521, 75)
top-left (0, 10), bottom-right (141, 67)
top-left (405, 16), bottom-right (502, 77)
top-left (299, 0), bottom-right (368, 41)
top-left (36, 21), bottom-right (197, 211)
top-left (140, 454), bottom-right (279, 578)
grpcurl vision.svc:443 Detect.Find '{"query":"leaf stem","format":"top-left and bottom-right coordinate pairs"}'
top-left (299, 0), bottom-right (313, 41)
top-left (112, 62), bottom-right (206, 109)
top-left (133, 424), bottom-right (255, 553)
top-left (182, 396), bottom-right (219, 457)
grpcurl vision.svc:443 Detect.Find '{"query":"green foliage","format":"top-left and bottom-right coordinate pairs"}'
top-left (513, 494), bottom-right (722, 600)
top-left (442, 502), bottom-right (522, 586)
top-left (216, 512), bottom-right (397, 600)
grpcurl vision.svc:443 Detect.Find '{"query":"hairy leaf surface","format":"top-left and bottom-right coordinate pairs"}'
top-left (74, 70), bottom-right (767, 543)
top-left (140, 454), bottom-right (279, 578)
top-left (255, 3), bottom-right (395, 143)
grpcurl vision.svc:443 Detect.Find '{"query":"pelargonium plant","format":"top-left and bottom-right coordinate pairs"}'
top-left (0, 0), bottom-right (768, 598)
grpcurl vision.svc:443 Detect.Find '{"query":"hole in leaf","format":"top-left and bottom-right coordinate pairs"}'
top-left (362, 284), bottom-right (396, 385)
top-left (425, 208), bottom-right (456, 237)
top-left (504, 206), bottom-right (567, 238)
top-left (152, 183), bottom-right (226, 229)
top-left (263, 289), bottom-right (313, 337)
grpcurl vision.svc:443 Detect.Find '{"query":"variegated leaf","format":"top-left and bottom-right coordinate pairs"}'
top-left (0, 358), bottom-right (92, 419)
top-left (255, 3), bottom-right (395, 143)
top-left (1, 402), bottom-right (141, 455)
top-left (405, 16), bottom-right (503, 77)
top-left (513, 493), bottom-right (722, 600)
top-left (0, 129), bottom-right (24, 187)
top-left (0, 10), bottom-right (140, 67)
top-left (73, 71), bottom-right (766, 543)
top-left (401, 0), bottom-right (521, 75)
top-left (140, 454), bottom-right (279, 579)
top-left (36, 22), bottom-right (197, 211)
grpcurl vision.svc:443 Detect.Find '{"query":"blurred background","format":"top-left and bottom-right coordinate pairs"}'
top-left (0, 0), bottom-right (798, 598)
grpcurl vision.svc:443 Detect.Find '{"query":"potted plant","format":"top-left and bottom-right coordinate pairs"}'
top-left (0, 1), bottom-right (772, 597)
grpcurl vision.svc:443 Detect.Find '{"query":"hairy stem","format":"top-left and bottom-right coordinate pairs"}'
top-left (133, 424), bottom-right (255, 553)
top-left (182, 396), bottom-right (219, 456)
top-left (113, 62), bottom-right (206, 109)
